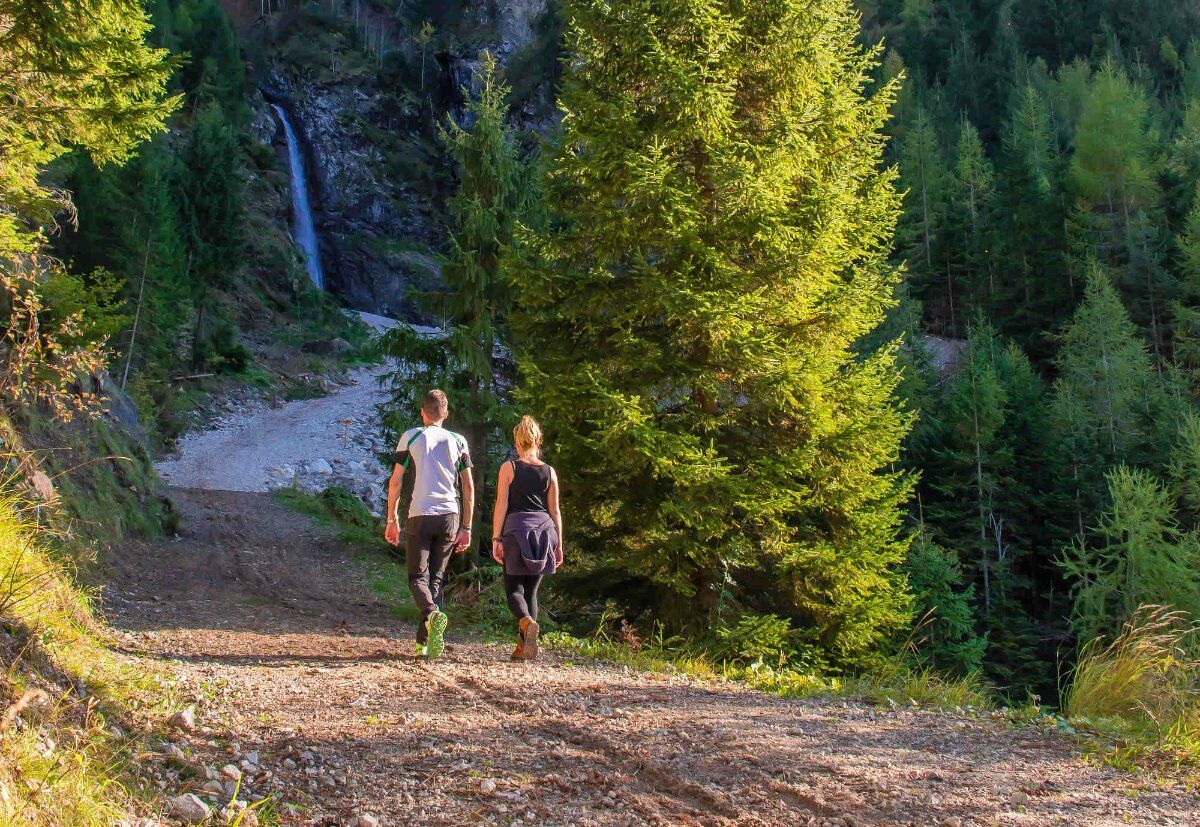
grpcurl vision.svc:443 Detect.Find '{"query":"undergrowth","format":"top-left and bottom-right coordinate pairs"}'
top-left (0, 467), bottom-right (177, 823)
top-left (542, 606), bottom-right (990, 710)
top-left (1063, 606), bottom-right (1200, 777)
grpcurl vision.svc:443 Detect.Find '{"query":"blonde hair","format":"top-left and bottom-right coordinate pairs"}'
top-left (513, 415), bottom-right (542, 455)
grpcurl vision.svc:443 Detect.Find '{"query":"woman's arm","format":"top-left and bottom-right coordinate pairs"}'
top-left (491, 462), bottom-right (512, 563)
top-left (548, 467), bottom-right (564, 561)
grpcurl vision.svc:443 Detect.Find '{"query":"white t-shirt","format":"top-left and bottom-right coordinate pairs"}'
top-left (397, 425), bottom-right (472, 517)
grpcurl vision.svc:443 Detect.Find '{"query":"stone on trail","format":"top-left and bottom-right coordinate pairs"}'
top-left (352, 815), bottom-right (381, 827)
top-left (309, 458), bottom-right (334, 475)
top-left (168, 706), bottom-right (196, 733)
top-left (167, 792), bottom-right (210, 823)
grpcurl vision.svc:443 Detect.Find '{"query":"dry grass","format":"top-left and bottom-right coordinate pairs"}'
top-left (1064, 605), bottom-right (1200, 773)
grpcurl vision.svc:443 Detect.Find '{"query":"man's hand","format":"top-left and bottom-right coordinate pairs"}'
top-left (385, 520), bottom-right (400, 547)
top-left (453, 527), bottom-right (471, 553)
top-left (491, 538), bottom-right (504, 565)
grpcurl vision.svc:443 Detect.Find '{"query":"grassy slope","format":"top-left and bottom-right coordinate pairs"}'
top-left (0, 412), bottom-right (180, 824)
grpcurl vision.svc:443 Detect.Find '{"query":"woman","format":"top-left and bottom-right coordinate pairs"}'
top-left (491, 415), bottom-right (563, 660)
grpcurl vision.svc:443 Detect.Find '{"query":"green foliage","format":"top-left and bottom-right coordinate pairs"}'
top-left (511, 0), bottom-right (913, 663)
top-left (709, 613), bottom-right (796, 668)
top-left (319, 485), bottom-right (374, 529)
top-left (903, 533), bottom-right (985, 675)
top-left (1060, 468), bottom-right (1200, 643)
top-left (1052, 267), bottom-right (1164, 479)
top-left (0, 0), bottom-right (180, 259)
top-left (38, 267), bottom-right (131, 349)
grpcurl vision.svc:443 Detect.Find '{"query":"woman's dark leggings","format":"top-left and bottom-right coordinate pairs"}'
top-left (504, 574), bottom-right (543, 624)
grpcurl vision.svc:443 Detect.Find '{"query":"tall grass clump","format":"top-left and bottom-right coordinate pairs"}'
top-left (1064, 605), bottom-right (1200, 769)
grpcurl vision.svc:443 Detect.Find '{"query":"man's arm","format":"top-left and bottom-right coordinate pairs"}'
top-left (455, 467), bottom-right (474, 551)
top-left (384, 463), bottom-right (405, 546)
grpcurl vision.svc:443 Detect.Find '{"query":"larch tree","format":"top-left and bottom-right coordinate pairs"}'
top-left (1052, 265), bottom-right (1161, 538)
top-left (1060, 466), bottom-right (1200, 643)
top-left (511, 0), bottom-right (914, 662)
top-left (1068, 62), bottom-right (1172, 355)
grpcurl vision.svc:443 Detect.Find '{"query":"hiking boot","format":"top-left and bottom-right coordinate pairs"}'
top-left (519, 616), bottom-right (540, 661)
top-left (425, 610), bottom-right (448, 660)
top-left (511, 633), bottom-right (526, 661)
top-left (414, 642), bottom-right (427, 658)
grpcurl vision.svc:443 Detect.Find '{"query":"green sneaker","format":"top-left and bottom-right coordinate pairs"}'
top-left (425, 610), bottom-right (448, 660)
top-left (414, 642), bottom-right (427, 658)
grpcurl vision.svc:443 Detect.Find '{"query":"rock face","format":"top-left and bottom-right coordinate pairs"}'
top-left (260, 0), bottom-right (551, 318)
top-left (260, 80), bottom-right (440, 318)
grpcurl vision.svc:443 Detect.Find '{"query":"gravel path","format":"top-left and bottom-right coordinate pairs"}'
top-left (106, 489), bottom-right (1200, 827)
top-left (155, 363), bottom-right (394, 496)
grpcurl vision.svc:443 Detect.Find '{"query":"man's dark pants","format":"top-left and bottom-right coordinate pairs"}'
top-left (405, 513), bottom-right (459, 644)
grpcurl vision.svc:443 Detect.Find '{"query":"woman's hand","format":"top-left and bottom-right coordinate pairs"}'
top-left (554, 542), bottom-right (564, 567)
top-left (491, 538), bottom-right (505, 565)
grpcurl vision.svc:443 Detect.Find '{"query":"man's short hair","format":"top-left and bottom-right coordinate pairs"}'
top-left (422, 389), bottom-right (449, 419)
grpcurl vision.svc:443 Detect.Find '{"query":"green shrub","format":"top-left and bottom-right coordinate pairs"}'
top-left (319, 485), bottom-right (373, 528)
top-left (709, 613), bottom-right (796, 667)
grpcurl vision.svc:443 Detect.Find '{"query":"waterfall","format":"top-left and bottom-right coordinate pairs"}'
top-left (271, 103), bottom-right (325, 290)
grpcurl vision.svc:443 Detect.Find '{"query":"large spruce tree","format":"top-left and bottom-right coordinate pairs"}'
top-left (512, 0), bottom-right (913, 661)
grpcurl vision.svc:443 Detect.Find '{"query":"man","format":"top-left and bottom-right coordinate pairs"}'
top-left (385, 389), bottom-right (474, 659)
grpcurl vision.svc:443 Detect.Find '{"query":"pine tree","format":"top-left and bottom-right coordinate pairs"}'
top-left (896, 107), bottom-right (951, 331)
top-left (1060, 466), bottom-right (1200, 643)
top-left (511, 0), bottom-right (914, 661)
top-left (1172, 186), bottom-right (1200, 390)
top-left (0, 0), bottom-right (179, 260)
top-left (176, 0), bottom-right (247, 122)
top-left (180, 100), bottom-right (244, 368)
top-left (904, 532), bottom-right (985, 676)
top-left (382, 53), bottom-right (529, 521)
top-left (926, 321), bottom-right (1010, 614)
top-left (994, 82), bottom-right (1067, 361)
top-left (945, 117), bottom-right (996, 312)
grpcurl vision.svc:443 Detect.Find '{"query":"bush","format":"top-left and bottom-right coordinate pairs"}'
top-left (319, 485), bottom-right (373, 528)
top-left (709, 613), bottom-right (796, 667)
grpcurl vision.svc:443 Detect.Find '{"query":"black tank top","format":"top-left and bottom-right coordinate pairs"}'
top-left (507, 460), bottom-right (552, 515)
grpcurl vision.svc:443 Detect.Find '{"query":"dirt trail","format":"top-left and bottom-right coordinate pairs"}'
top-left (105, 489), bottom-right (1200, 826)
